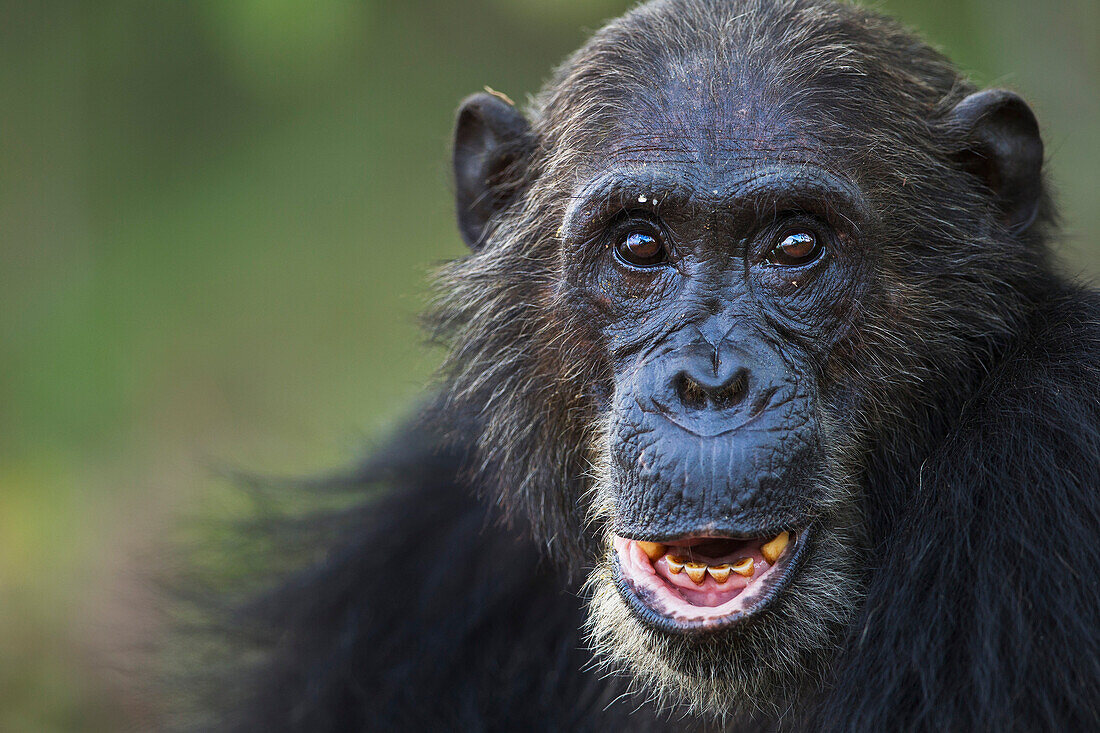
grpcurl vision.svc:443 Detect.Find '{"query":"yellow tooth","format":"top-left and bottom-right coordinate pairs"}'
top-left (637, 541), bottom-right (667, 561)
top-left (707, 564), bottom-right (732, 583)
top-left (666, 555), bottom-right (686, 574)
top-left (732, 557), bottom-right (755, 577)
top-left (684, 561), bottom-right (708, 585)
top-left (761, 531), bottom-right (790, 565)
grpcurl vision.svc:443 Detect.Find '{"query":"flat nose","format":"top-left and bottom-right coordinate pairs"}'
top-left (673, 364), bottom-right (750, 411)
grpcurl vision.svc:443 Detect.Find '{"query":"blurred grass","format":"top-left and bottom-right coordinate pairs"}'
top-left (0, 0), bottom-right (1096, 729)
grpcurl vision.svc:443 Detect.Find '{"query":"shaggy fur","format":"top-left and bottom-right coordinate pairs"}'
top-left (208, 1), bottom-right (1100, 730)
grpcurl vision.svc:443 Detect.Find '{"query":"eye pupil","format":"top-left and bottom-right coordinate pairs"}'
top-left (626, 232), bottom-right (660, 258)
top-left (781, 233), bottom-right (814, 257)
top-left (769, 230), bottom-right (821, 266)
top-left (616, 230), bottom-right (667, 267)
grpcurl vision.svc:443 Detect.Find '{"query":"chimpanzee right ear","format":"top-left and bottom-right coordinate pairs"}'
top-left (453, 92), bottom-right (533, 250)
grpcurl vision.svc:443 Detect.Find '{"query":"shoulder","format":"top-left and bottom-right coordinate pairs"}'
top-left (817, 282), bottom-right (1100, 732)
top-left (225, 411), bottom-right (664, 733)
top-left (962, 283), bottom-right (1100, 461)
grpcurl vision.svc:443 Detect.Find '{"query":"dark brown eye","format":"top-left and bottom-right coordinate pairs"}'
top-left (615, 229), bottom-right (668, 268)
top-left (767, 230), bottom-right (822, 267)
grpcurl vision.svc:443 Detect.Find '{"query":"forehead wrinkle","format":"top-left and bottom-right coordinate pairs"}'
top-left (590, 45), bottom-right (857, 169)
top-left (596, 101), bottom-right (829, 178)
top-left (629, 58), bottom-right (795, 154)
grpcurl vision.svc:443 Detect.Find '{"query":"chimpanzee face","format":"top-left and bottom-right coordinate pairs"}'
top-left (446, 0), bottom-right (1043, 716)
top-left (556, 108), bottom-right (871, 633)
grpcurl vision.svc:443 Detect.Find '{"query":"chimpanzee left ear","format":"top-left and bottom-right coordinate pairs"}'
top-left (945, 89), bottom-right (1044, 232)
top-left (453, 91), bottom-right (534, 250)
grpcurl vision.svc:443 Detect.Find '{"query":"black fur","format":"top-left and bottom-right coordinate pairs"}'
top-left (208, 1), bottom-right (1100, 730)
top-left (214, 412), bottom-right (674, 731)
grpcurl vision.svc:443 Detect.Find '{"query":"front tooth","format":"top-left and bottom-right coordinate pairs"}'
top-left (684, 562), bottom-right (707, 584)
top-left (637, 541), bottom-right (667, 561)
top-left (761, 531), bottom-right (790, 564)
top-left (666, 555), bottom-right (686, 574)
top-left (707, 564), bottom-right (732, 583)
top-left (732, 557), bottom-right (754, 577)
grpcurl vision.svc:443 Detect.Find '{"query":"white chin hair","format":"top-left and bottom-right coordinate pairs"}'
top-left (581, 525), bottom-right (864, 722)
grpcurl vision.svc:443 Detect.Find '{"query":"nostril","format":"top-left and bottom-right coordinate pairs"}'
top-left (674, 370), bottom-right (749, 411)
top-left (712, 369), bottom-right (748, 410)
top-left (676, 374), bottom-right (708, 410)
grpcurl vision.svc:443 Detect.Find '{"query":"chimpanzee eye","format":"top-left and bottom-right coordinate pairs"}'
top-left (767, 230), bottom-right (823, 267)
top-left (615, 228), bottom-right (668, 268)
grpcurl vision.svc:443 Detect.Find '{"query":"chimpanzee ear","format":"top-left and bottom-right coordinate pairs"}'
top-left (453, 92), bottom-right (533, 250)
top-left (945, 89), bottom-right (1044, 232)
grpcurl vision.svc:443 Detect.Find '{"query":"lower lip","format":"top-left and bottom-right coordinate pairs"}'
top-left (611, 531), bottom-right (807, 634)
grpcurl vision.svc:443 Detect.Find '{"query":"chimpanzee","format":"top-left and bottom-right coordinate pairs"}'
top-left (214, 0), bottom-right (1100, 730)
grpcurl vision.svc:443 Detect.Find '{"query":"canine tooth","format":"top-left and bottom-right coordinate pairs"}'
top-left (761, 531), bottom-right (790, 564)
top-left (666, 555), bottom-right (686, 574)
top-left (637, 541), bottom-right (667, 561)
top-left (707, 564), bottom-right (732, 583)
top-left (684, 562), bottom-right (708, 584)
top-left (732, 557), bottom-right (754, 577)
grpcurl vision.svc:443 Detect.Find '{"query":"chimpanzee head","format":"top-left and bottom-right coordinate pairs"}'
top-left (434, 0), bottom-right (1046, 717)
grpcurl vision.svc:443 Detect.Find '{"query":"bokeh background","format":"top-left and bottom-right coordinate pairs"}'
top-left (1, 0), bottom-right (1097, 729)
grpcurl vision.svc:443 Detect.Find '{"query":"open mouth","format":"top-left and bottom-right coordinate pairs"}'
top-left (612, 529), bottom-right (807, 634)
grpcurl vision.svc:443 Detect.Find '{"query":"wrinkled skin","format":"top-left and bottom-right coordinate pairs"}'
top-left (567, 162), bottom-right (857, 539)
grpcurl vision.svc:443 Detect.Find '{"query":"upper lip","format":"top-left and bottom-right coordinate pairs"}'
top-left (619, 527), bottom-right (795, 543)
top-left (612, 518), bottom-right (801, 544)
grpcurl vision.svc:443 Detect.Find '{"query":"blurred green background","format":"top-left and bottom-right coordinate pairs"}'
top-left (0, 0), bottom-right (1096, 729)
